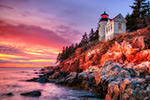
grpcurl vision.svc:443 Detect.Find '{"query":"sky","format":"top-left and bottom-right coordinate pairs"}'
top-left (0, 0), bottom-right (134, 67)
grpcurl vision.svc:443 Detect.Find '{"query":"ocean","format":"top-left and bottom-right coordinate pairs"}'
top-left (0, 67), bottom-right (101, 100)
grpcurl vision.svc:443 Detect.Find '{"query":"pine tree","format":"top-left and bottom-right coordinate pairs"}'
top-left (125, 13), bottom-right (134, 31)
top-left (126, 0), bottom-right (150, 31)
top-left (141, 1), bottom-right (150, 16)
top-left (89, 28), bottom-right (94, 42)
top-left (81, 32), bottom-right (89, 44)
top-left (93, 29), bottom-right (99, 41)
top-left (65, 46), bottom-right (69, 52)
top-left (56, 52), bottom-right (61, 63)
top-left (130, 0), bottom-right (146, 17)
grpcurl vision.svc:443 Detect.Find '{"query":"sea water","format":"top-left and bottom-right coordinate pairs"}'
top-left (0, 67), bottom-right (101, 100)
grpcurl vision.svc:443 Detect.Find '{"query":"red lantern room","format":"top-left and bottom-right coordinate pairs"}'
top-left (99, 11), bottom-right (109, 22)
top-left (101, 11), bottom-right (109, 18)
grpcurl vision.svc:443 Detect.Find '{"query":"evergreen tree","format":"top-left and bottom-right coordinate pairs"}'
top-left (65, 46), bottom-right (69, 52)
top-left (89, 28), bottom-right (94, 42)
top-left (141, 0), bottom-right (150, 16)
top-left (75, 43), bottom-right (78, 48)
top-left (81, 32), bottom-right (89, 44)
top-left (126, 0), bottom-right (150, 31)
top-left (130, 0), bottom-right (146, 17)
top-left (125, 13), bottom-right (134, 32)
top-left (93, 29), bottom-right (99, 41)
top-left (56, 52), bottom-right (61, 63)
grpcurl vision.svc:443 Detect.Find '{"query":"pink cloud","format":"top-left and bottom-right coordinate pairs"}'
top-left (0, 21), bottom-right (76, 67)
top-left (0, 22), bottom-right (71, 48)
top-left (0, 4), bottom-right (15, 10)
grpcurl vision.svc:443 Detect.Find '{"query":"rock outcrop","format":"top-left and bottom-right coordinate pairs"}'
top-left (57, 27), bottom-right (150, 73)
top-left (1, 92), bottom-right (14, 96)
top-left (20, 90), bottom-right (41, 97)
top-left (29, 27), bottom-right (150, 100)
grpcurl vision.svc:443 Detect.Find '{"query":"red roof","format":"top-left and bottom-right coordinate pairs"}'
top-left (109, 19), bottom-right (113, 21)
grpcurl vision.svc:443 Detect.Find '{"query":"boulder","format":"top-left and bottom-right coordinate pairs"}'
top-left (135, 49), bottom-right (150, 62)
top-left (75, 48), bottom-right (84, 57)
top-left (46, 70), bottom-right (54, 76)
top-left (100, 51), bottom-right (125, 66)
top-left (78, 72), bottom-right (88, 80)
top-left (59, 71), bottom-right (69, 77)
top-left (65, 72), bottom-right (78, 80)
top-left (26, 78), bottom-right (38, 82)
top-left (49, 72), bottom-right (62, 79)
top-left (83, 61), bottom-right (93, 71)
top-left (110, 41), bottom-right (122, 52)
top-left (131, 36), bottom-right (146, 50)
top-left (100, 40), bottom-right (144, 66)
top-left (126, 68), bottom-right (137, 77)
top-left (2, 92), bottom-right (14, 96)
top-left (36, 76), bottom-right (49, 83)
top-left (105, 77), bottom-right (150, 100)
top-left (55, 77), bottom-right (65, 84)
top-left (65, 72), bottom-right (81, 85)
top-left (87, 73), bottom-right (95, 83)
top-left (60, 59), bottom-right (80, 73)
top-left (21, 91), bottom-right (41, 97)
top-left (133, 61), bottom-right (150, 76)
top-left (121, 41), bottom-right (139, 61)
top-left (97, 61), bottom-right (150, 100)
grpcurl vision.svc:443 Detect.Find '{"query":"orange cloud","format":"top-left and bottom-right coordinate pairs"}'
top-left (0, 53), bottom-right (23, 58)
top-left (0, 20), bottom-right (79, 67)
top-left (0, 63), bottom-right (50, 68)
top-left (29, 59), bottom-right (55, 63)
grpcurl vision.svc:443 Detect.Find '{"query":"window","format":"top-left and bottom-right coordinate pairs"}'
top-left (118, 23), bottom-right (122, 30)
top-left (111, 24), bottom-right (112, 30)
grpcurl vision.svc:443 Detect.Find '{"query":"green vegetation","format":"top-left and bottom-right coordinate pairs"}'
top-left (126, 0), bottom-right (150, 31)
top-left (56, 29), bottom-right (99, 63)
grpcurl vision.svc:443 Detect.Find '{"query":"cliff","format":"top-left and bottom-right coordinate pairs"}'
top-left (31, 26), bottom-right (150, 100)
top-left (58, 26), bottom-right (150, 73)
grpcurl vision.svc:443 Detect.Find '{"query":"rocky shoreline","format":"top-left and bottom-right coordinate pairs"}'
top-left (28, 27), bottom-right (150, 100)
top-left (28, 60), bottom-right (150, 100)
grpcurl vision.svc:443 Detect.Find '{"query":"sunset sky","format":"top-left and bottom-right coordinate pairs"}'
top-left (0, 0), bottom-right (133, 67)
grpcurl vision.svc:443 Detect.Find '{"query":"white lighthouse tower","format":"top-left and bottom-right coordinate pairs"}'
top-left (98, 11), bottom-right (109, 41)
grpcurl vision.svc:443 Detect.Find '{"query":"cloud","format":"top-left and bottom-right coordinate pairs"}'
top-left (21, 11), bottom-right (32, 17)
top-left (0, 53), bottom-right (55, 65)
top-left (0, 4), bottom-right (15, 10)
top-left (0, 45), bottom-right (22, 55)
top-left (55, 25), bottom-right (82, 43)
top-left (0, 21), bottom-right (72, 48)
top-left (0, 60), bottom-right (10, 63)
top-left (0, 21), bottom-right (79, 67)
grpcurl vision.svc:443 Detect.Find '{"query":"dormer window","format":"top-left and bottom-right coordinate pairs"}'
top-left (118, 23), bottom-right (122, 30)
top-left (111, 24), bottom-right (112, 30)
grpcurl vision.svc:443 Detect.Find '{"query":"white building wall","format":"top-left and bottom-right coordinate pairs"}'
top-left (99, 21), bottom-right (107, 41)
top-left (114, 22), bottom-right (126, 34)
top-left (98, 13), bottom-right (127, 41)
top-left (105, 21), bottom-right (126, 41)
top-left (105, 21), bottom-right (114, 41)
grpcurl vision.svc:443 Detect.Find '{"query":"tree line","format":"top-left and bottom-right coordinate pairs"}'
top-left (125, 0), bottom-right (150, 31)
top-left (56, 29), bottom-right (99, 63)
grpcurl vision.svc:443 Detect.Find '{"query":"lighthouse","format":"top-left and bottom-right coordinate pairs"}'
top-left (98, 11), bottom-right (127, 41)
top-left (98, 11), bottom-right (109, 41)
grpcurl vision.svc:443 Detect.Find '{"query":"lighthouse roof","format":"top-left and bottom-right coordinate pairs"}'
top-left (101, 11), bottom-right (109, 16)
top-left (100, 11), bottom-right (109, 22)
